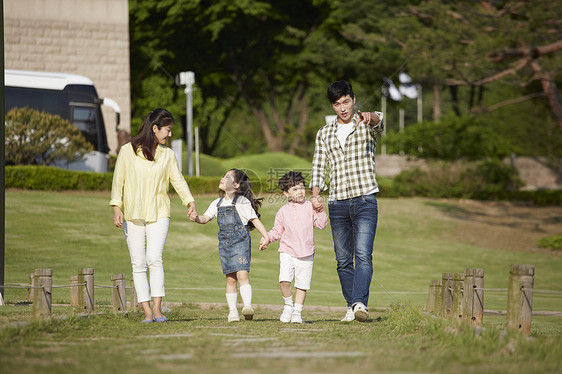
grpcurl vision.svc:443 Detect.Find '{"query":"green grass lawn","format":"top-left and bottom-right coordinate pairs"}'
top-left (4, 190), bottom-right (562, 312)
top-left (2, 190), bottom-right (562, 373)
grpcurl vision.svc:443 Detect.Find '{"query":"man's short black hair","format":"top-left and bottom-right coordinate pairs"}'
top-left (278, 171), bottom-right (306, 192)
top-left (327, 80), bottom-right (354, 104)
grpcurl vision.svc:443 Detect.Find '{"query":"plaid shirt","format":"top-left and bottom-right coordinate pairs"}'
top-left (310, 112), bottom-right (384, 201)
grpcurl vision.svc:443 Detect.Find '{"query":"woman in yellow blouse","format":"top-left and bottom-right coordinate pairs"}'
top-left (110, 108), bottom-right (197, 323)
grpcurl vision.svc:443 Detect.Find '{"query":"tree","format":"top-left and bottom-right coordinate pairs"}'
top-left (377, 0), bottom-right (562, 125)
top-left (5, 107), bottom-right (93, 166)
top-left (129, 0), bottom-right (561, 159)
top-left (130, 0), bottom-right (344, 154)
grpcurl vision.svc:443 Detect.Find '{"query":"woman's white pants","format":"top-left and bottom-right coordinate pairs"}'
top-left (123, 218), bottom-right (169, 303)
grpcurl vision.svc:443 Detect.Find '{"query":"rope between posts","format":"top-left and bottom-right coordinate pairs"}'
top-left (51, 283), bottom-right (86, 289)
top-left (0, 284), bottom-right (44, 289)
top-left (94, 284), bottom-right (118, 289)
top-left (524, 288), bottom-right (562, 295)
top-left (474, 287), bottom-right (508, 292)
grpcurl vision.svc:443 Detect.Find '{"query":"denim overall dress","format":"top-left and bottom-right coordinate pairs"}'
top-left (217, 195), bottom-right (251, 274)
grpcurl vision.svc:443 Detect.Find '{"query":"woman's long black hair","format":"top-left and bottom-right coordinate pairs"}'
top-left (131, 108), bottom-right (174, 161)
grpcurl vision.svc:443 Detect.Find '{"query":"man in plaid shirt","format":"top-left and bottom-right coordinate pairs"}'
top-left (310, 80), bottom-right (384, 322)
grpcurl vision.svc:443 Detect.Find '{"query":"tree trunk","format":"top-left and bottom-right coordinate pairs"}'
top-left (530, 62), bottom-right (562, 131)
top-left (433, 84), bottom-right (442, 121)
top-left (236, 77), bottom-right (285, 152)
top-left (288, 83), bottom-right (310, 155)
top-left (248, 105), bottom-right (284, 152)
top-left (288, 100), bottom-right (310, 155)
top-left (450, 85), bottom-right (461, 116)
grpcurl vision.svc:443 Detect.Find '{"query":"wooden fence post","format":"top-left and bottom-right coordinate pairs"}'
top-left (453, 273), bottom-right (465, 320)
top-left (78, 268), bottom-right (95, 313)
top-left (130, 279), bottom-right (139, 312)
top-left (434, 280), bottom-right (443, 316)
top-left (69, 275), bottom-right (79, 306)
top-left (472, 269), bottom-right (484, 326)
top-left (427, 280), bottom-right (440, 313)
top-left (27, 272), bottom-right (34, 301)
top-left (463, 269), bottom-right (474, 322)
top-left (463, 268), bottom-right (484, 324)
top-left (32, 269), bottom-right (52, 318)
top-left (111, 274), bottom-right (127, 312)
top-left (506, 264), bottom-right (534, 335)
top-left (442, 273), bottom-right (454, 317)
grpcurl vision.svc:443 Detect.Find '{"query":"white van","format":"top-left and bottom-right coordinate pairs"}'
top-left (4, 69), bottom-right (121, 172)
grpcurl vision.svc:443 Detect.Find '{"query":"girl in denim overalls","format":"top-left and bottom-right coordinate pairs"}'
top-left (190, 169), bottom-right (269, 322)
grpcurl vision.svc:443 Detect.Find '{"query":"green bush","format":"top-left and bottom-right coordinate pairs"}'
top-left (5, 107), bottom-right (94, 166)
top-left (183, 176), bottom-right (222, 195)
top-left (390, 159), bottom-right (552, 202)
top-left (512, 190), bottom-right (562, 206)
top-left (393, 161), bottom-right (474, 198)
top-left (376, 177), bottom-right (399, 198)
top-left (538, 235), bottom-right (562, 250)
top-left (464, 159), bottom-right (523, 200)
top-left (5, 165), bottom-right (222, 195)
top-left (382, 114), bottom-right (514, 161)
top-left (6, 165), bottom-right (113, 191)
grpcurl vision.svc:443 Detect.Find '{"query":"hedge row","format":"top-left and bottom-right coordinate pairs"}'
top-left (5, 165), bottom-right (221, 195)
top-left (5, 165), bottom-right (562, 205)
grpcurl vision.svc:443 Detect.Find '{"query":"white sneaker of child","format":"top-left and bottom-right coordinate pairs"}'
top-left (290, 311), bottom-right (303, 324)
top-left (280, 305), bottom-right (293, 323)
top-left (242, 305), bottom-right (254, 321)
top-left (228, 310), bottom-right (240, 322)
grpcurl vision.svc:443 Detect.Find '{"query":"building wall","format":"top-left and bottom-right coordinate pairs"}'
top-left (4, 0), bottom-right (131, 155)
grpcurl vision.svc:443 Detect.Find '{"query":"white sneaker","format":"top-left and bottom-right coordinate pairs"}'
top-left (280, 305), bottom-right (293, 323)
top-left (228, 310), bottom-right (240, 322)
top-left (291, 311), bottom-right (303, 324)
top-left (341, 307), bottom-right (355, 322)
top-left (242, 305), bottom-right (254, 321)
top-left (353, 302), bottom-right (369, 322)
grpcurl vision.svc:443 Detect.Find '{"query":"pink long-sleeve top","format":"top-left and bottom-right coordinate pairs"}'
top-left (267, 200), bottom-right (328, 258)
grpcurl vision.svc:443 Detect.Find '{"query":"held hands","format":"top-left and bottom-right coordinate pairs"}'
top-left (188, 202), bottom-right (198, 222)
top-left (356, 110), bottom-right (381, 127)
top-left (259, 236), bottom-right (269, 251)
top-left (310, 195), bottom-right (324, 212)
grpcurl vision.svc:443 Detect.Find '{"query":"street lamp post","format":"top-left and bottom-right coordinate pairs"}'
top-left (179, 71), bottom-right (195, 176)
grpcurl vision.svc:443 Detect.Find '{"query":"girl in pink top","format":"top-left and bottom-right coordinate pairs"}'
top-left (260, 171), bottom-right (328, 323)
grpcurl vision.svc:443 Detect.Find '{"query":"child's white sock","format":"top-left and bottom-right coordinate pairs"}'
top-left (239, 284), bottom-right (252, 307)
top-left (226, 292), bottom-right (238, 312)
top-left (283, 296), bottom-right (293, 306)
top-left (294, 303), bottom-right (303, 312)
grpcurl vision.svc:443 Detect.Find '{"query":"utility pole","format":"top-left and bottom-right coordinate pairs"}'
top-left (1, 0), bottom-right (6, 301)
top-left (179, 71), bottom-right (195, 176)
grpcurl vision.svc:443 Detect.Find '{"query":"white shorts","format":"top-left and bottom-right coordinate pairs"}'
top-left (279, 252), bottom-right (314, 290)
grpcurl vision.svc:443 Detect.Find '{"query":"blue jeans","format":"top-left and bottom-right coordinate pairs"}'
top-left (328, 193), bottom-right (378, 307)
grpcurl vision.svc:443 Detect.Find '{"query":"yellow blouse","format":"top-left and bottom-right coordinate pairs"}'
top-left (109, 142), bottom-right (194, 222)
